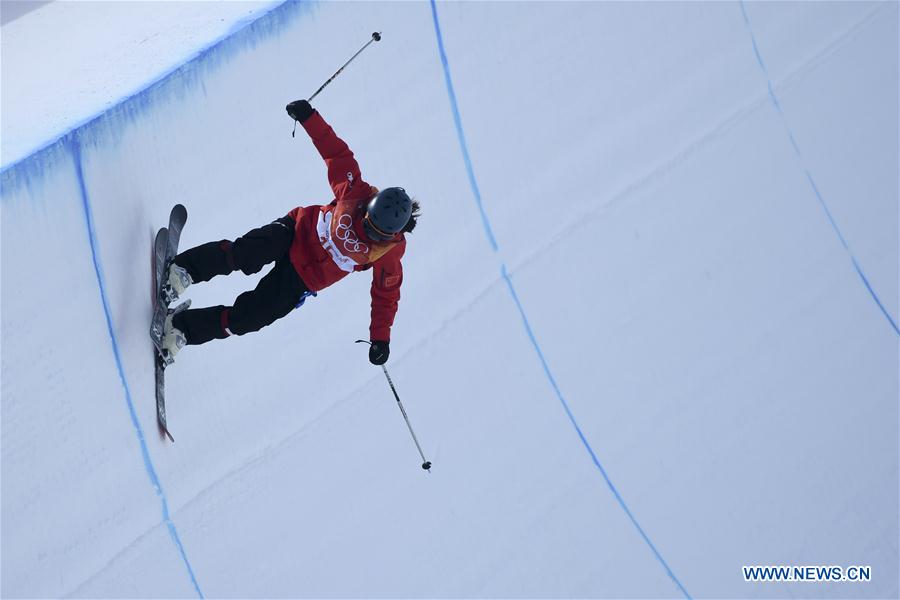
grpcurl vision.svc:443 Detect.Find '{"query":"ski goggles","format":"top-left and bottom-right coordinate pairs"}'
top-left (363, 212), bottom-right (398, 242)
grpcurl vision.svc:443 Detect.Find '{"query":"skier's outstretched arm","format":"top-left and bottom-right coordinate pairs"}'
top-left (286, 100), bottom-right (365, 201)
top-left (368, 242), bottom-right (405, 363)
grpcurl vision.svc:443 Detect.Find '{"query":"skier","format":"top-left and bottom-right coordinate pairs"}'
top-left (159, 100), bottom-right (419, 366)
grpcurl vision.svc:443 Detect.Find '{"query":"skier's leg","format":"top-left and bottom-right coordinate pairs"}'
top-left (171, 241), bottom-right (232, 284)
top-left (229, 217), bottom-right (295, 276)
top-left (171, 305), bottom-right (230, 346)
top-left (173, 216), bottom-right (295, 284)
top-left (172, 258), bottom-right (308, 345)
top-left (227, 257), bottom-right (308, 335)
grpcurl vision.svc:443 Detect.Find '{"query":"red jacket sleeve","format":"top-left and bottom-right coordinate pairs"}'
top-left (301, 111), bottom-right (368, 201)
top-left (369, 240), bottom-right (405, 341)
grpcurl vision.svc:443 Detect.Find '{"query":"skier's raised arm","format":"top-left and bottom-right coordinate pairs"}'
top-left (286, 100), bottom-right (366, 202)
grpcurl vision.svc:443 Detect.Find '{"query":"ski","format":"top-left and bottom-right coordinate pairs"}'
top-left (154, 356), bottom-right (173, 442)
top-left (150, 204), bottom-right (187, 351)
top-left (150, 204), bottom-right (188, 443)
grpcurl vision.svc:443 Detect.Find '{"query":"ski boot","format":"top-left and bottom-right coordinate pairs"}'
top-left (163, 263), bottom-right (193, 304)
top-left (160, 301), bottom-right (190, 365)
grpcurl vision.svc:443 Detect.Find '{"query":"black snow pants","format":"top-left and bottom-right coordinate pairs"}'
top-left (171, 216), bottom-right (309, 345)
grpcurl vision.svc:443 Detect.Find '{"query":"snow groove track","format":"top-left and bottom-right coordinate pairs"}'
top-left (428, 1), bottom-right (693, 597)
top-left (739, 0), bottom-right (899, 336)
top-left (70, 137), bottom-right (205, 599)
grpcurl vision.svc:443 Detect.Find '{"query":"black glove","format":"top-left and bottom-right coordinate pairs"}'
top-left (286, 100), bottom-right (314, 123)
top-left (369, 340), bottom-right (389, 365)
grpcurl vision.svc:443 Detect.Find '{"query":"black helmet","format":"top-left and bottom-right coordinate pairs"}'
top-left (364, 187), bottom-right (411, 241)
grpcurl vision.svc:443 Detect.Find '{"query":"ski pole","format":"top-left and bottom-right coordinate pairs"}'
top-left (356, 340), bottom-right (432, 472)
top-left (309, 32), bottom-right (382, 103)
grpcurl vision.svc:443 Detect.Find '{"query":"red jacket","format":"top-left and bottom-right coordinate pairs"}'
top-left (287, 111), bottom-right (405, 342)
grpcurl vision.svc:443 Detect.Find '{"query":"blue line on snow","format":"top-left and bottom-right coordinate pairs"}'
top-left (739, 0), bottom-right (899, 336)
top-left (500, 267), bottom-right (692, 598)
top-left (70, 137), bottom-right (204, 599)
top-left (428, 2), bottom-right (692, 597)
top-left (427, 1), bottom-right (498, 253)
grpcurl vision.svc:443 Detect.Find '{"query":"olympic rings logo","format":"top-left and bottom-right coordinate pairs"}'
top-left (334, 213), bottom-right (368, 254)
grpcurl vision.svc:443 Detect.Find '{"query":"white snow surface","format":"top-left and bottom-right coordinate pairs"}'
top-left (1, 1), bottom-right (898, 598)
top-left (1, 0), bottom-right (281, 168)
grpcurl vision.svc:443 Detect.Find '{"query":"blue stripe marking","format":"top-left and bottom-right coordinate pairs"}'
top-left (427, 0), bottom-right (498, 253)
top-left (739, 1), bottom-right (899, 336)
top-left (0, 2), bottom-right (323, 594)
top-left (71, 137), bottom-right (204, 598)
top-left (428, 2), bottom-right (692, 597)
top-left (501, 267), bottom-right (692, 598)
